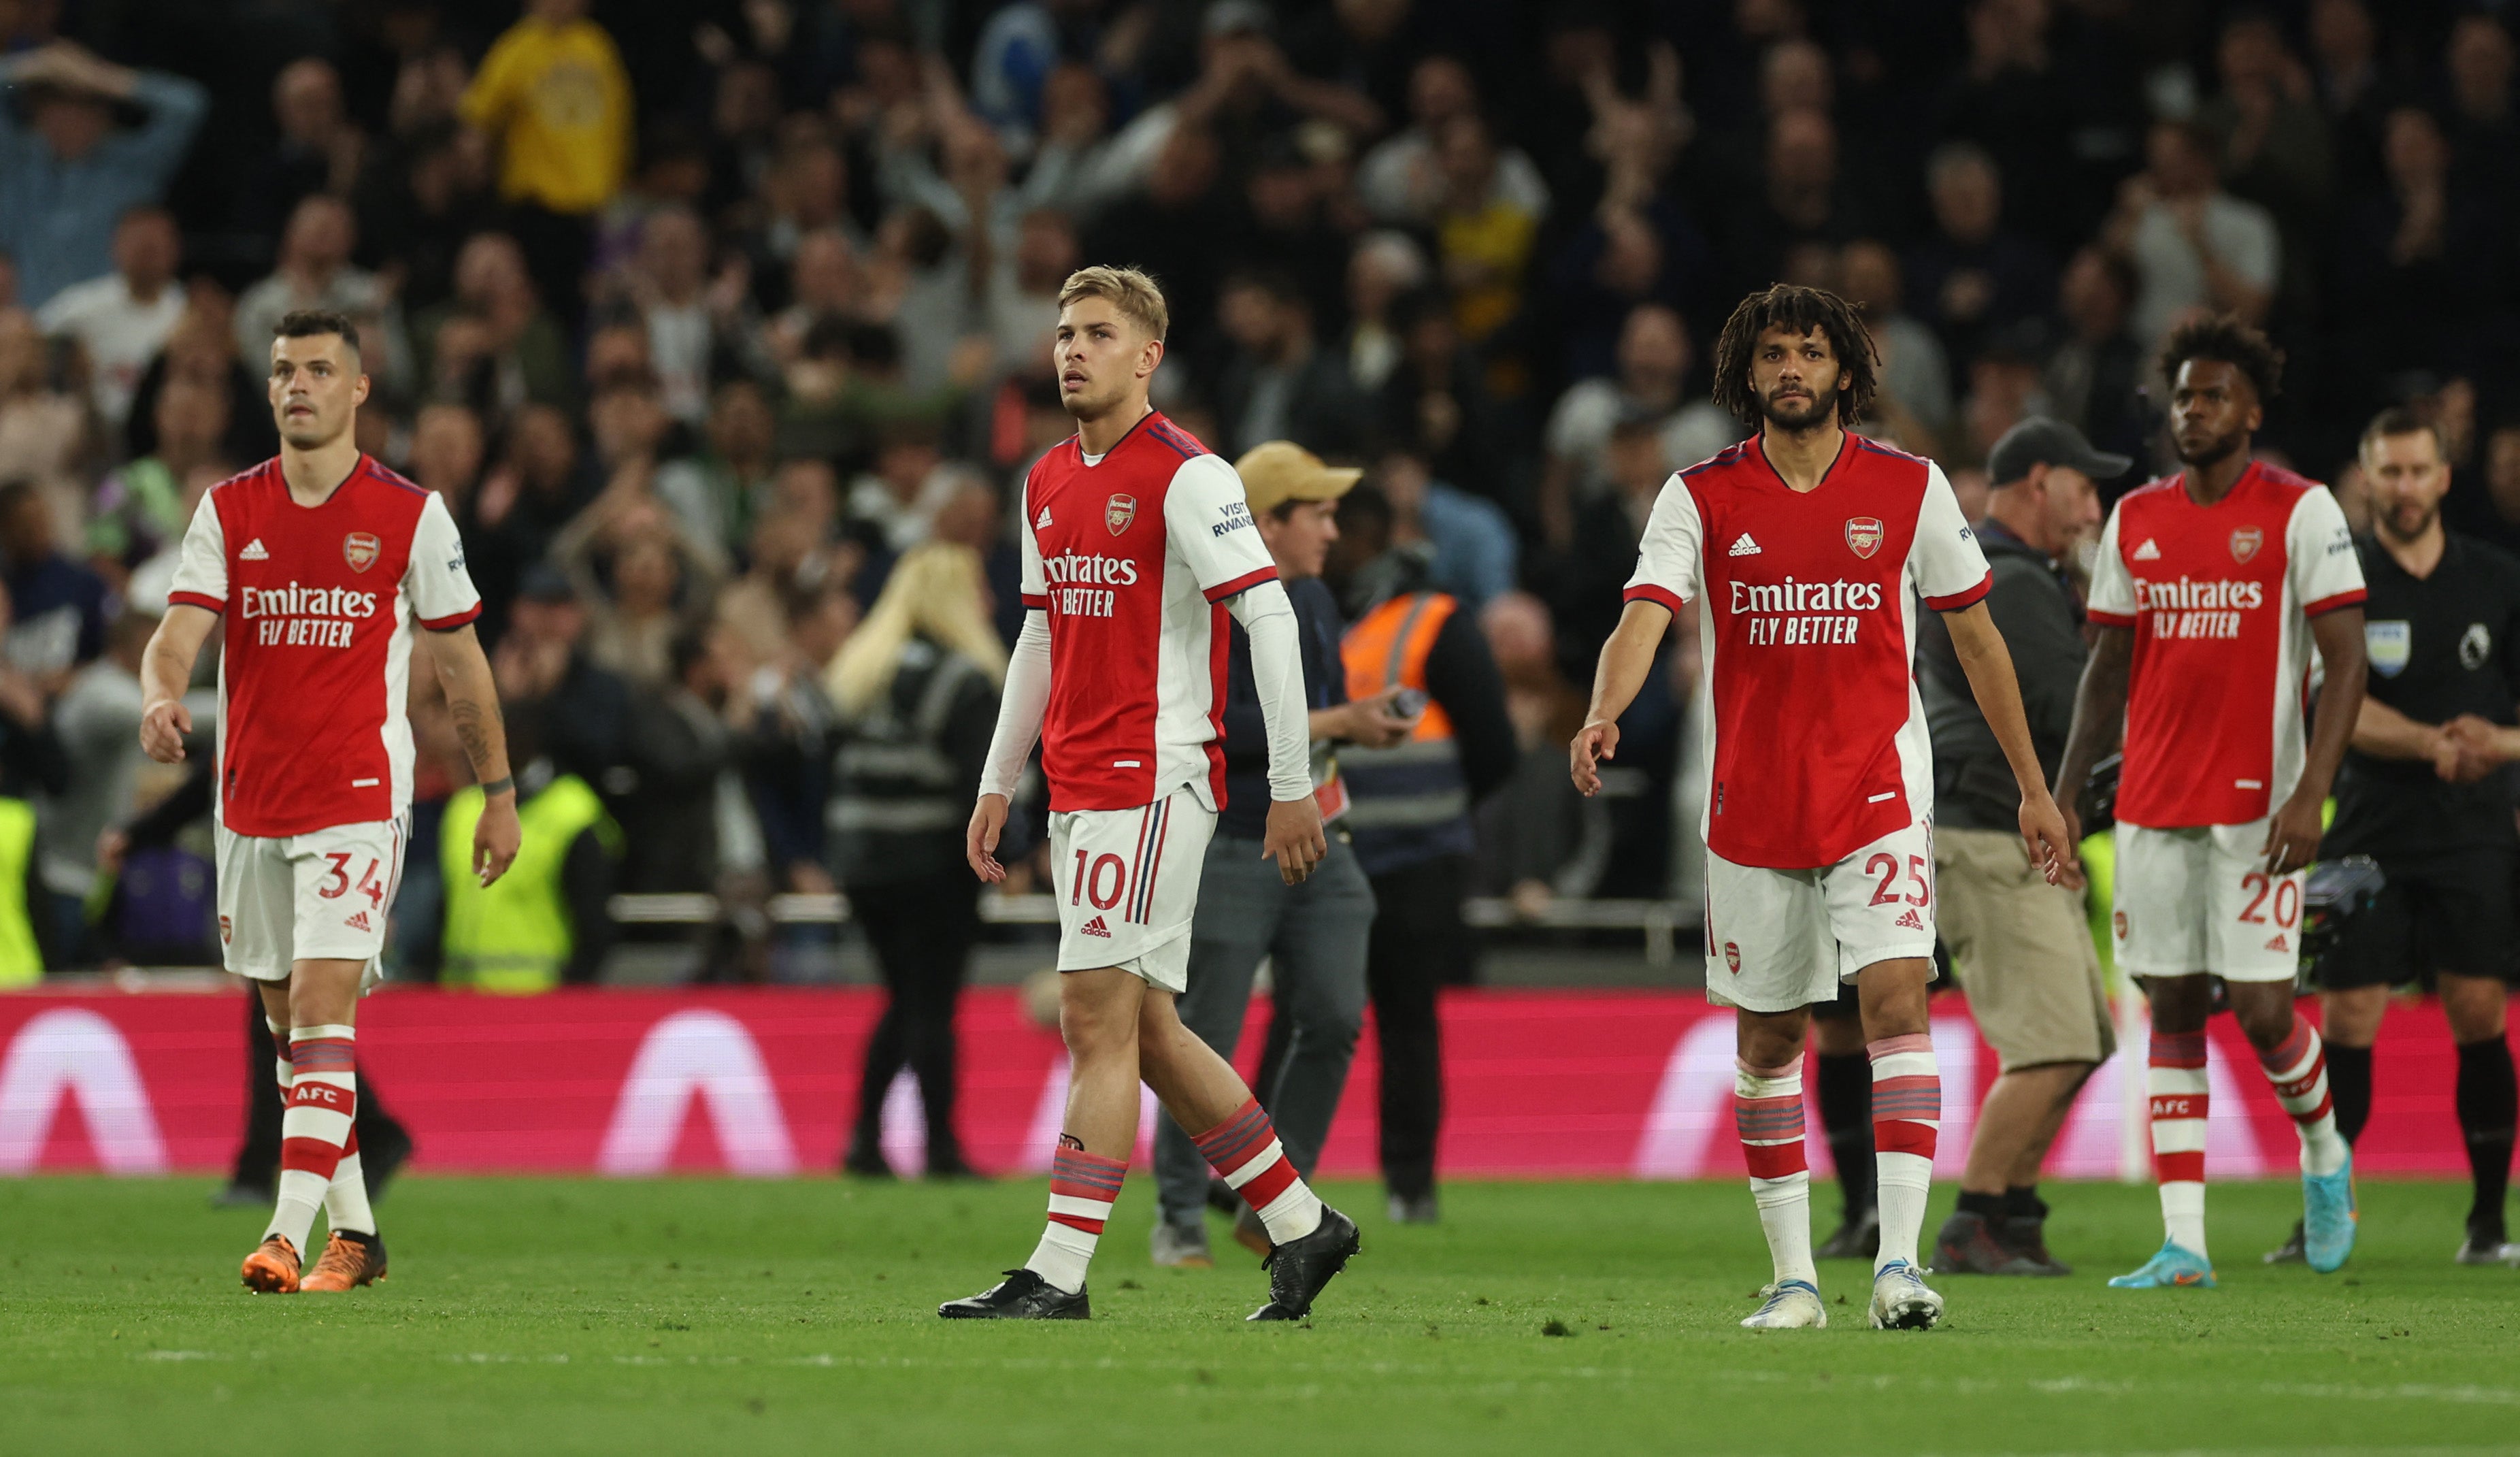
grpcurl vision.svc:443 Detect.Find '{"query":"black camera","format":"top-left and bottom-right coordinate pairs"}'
top-left (2298, 855), bottom-right (2385, 969)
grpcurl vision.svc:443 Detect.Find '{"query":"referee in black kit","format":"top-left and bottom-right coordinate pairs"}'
top-left (2285, 408), bottom-right (2520, 1266)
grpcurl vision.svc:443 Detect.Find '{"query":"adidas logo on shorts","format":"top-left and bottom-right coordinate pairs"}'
top-left (2264, 932), bottom-right (2288, 953)
top-left (240, 538), bottom-right (270, 561)
top-left (1080, 915), bottom-right (1111, 938)
top-left (1894, 908), bottom-right (1925, 931)
top-left (2132, 538), bottom-right (2162, 561)
top-left (345, 911), bottom-right (371, 932)
top-left (1728, 533), bottom-right (1762, 557)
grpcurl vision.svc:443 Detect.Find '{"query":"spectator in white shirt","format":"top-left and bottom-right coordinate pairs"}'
top-left (35, 205), bottom-right (184, 433)
top-left (1357, 54), bottom-right (1548, 227)
top-left (2108, 119), bottom-right (2281, 350)
top-left (231, 193), bottom-right (406, 391)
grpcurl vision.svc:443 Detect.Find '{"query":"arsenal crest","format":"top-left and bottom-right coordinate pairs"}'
top-left (343, 531), bottom-right (381, 572)
top-left (2229, 526), bottom-right (2263, 563)
top-left (1723, 941), bottom-right (1742, 974)
top-left (1105, 493), bottom-right (1136, 536)
top-left (1844, 517), bottom-right (1884, 559)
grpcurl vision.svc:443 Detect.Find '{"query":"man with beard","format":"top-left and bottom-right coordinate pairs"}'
top-left (1574, 283), bottom-right (2077, 1331)
top-left (2280, 408), bottom-right (2520, 1267)
top-left (2054, 316), bottom-right (2369, 1290)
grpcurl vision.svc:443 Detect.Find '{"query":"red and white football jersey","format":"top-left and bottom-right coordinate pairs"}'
top-left (1018, 411), bottom-right (1278, 813)
top-left (2086, 460), bottom-right (2364, 829)
top-left (167, 455), bottom-right (482, 838)
top-left (1625, 433), bottom-right (1991, 870)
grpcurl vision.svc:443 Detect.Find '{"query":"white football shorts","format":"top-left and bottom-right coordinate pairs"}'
top-left (1047, 787), bottom-right (1216, 994)
top-left (1703, 815), bottom-right (1942, 1013)
top-left (2111, 818), bottom-right (2304, 983)
top-left (215, 815), bottom-right (409, 987)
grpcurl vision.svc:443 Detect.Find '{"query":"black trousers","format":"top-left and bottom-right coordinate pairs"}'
top-left (848, 874), bottom-right (980, 1162)
top-left (1363, 853), bottom-right (1474, 1198)
top-left (230, 989), bottom-right (408, 1190)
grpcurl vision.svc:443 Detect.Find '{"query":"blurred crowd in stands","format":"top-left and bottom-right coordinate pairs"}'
top-left (0, 0), bottom-right (2515, 978)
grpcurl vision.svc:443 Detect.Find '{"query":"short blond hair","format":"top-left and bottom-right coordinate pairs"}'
top-left (1057, 265), bottom-right (1170, 342)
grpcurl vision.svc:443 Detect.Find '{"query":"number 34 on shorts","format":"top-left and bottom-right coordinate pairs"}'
top-left (2110, 819), bottom-right (2304, 983)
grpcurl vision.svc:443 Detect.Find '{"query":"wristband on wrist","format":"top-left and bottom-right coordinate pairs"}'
top-left (478, 775), bottom-right (515, 798)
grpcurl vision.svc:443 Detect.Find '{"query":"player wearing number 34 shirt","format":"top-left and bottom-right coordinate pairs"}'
top-left (141, 310), bottom-right (519, 1299)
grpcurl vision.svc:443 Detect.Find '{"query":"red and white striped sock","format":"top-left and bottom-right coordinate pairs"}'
top-left (1193, 1098), bottom-right (1325, 1245)
top-left (266, 1024), bottom-right (357, 1254)
top-left (1869, 1034), bottom-right (1941, 1273)
top-left (1025, 1146), bottom-right (1126, 1294)
top-left (2261, 1013), bottom-right (2349, 1177)
top-left (2149, 1029), bottom-right (2210, 1254)
top-left (1735, 1055), bottom-right (1814, 1288)
top-left (269, 1018), bottom-right (374, 1238)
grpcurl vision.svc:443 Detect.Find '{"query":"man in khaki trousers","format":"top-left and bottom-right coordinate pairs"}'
top-left (1914, 419), bottom-right (2124, 1275)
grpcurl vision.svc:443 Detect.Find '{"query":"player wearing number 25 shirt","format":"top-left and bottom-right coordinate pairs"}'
top-left (1575, 285), bottom-right (2074, 1337)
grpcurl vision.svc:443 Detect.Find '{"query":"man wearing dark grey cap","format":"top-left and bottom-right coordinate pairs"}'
top-left (1914, 416), bottom-right (2122, 1276)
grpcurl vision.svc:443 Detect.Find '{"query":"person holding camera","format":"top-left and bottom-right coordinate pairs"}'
top-left (2286, 408), bottom-right (2520, 1266)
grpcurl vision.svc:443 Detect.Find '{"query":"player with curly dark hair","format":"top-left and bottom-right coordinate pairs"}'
top-left (1710, 282), bottom-right (1882, 430)
top-left (1574, 281), bottom-right (2074, 1332)
top-left (2157, 312), bottom-right (2285, 413)
top-left (2053, 310), bottom-right (2370, 1290)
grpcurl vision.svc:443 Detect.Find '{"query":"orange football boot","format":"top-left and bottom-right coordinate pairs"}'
top-left (301, 1230), bottom-right (388, 1292)
top-left (240, 1234), bottom-right (301, 1293)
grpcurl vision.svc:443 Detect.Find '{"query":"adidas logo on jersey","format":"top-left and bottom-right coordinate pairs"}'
top-left (345, 911), bottom-right (371, 932)
top-left (1728, 533), bottom-right (1762, 557)
top-left (240, 538), bottom-right (270, 561)
top-left (1894, 908), bottom-right (1926, 931)
top-left (1080, 915), bottom-right (1111, 938)
top-left (2132, 538), bottom-right (2162, 561)
top-left (1036, 506), bottom-right (1053, 529)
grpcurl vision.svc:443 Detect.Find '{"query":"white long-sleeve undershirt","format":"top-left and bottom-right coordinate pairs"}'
top-left (974, 579), bottom-right (1313, 807)
top-left (1227, 578), bottom-right (1314, 804)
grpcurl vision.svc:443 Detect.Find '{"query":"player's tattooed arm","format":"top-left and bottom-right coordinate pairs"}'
top-left (427, 624), bottom-right (523, 885)
top-left (2051, 625), bottom-right (2133, 838)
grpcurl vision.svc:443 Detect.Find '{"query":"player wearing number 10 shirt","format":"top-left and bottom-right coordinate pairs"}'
top-left (2055, 317), bottom-right (2369, 1290)
top-left (1574, 285), bottom-right (2076, 1334)
top-left (943, 267), bottom-right (1357, 1326)
top-left (139, 311), bottom-right (521, 1298)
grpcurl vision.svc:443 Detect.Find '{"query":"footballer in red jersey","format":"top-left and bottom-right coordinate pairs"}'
top-left (1574, 284), bottom-right (2075, 1332)
top-left (2055, 316), bottom-right (2368, 1289)
top-left (138, 310), bottom-right (521, 1296)
top-left (941, 267), bottom-right (1357, 1324)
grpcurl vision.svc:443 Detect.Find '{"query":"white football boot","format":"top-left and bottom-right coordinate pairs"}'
top-left (1868, 1260), bottom-right (1945, 1330)
top-left (1740, 1279), bottom-right (1827, 1329)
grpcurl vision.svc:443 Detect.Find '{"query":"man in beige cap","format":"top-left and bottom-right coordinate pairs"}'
top-left (1149, 440), bottom-right (1412, 1266)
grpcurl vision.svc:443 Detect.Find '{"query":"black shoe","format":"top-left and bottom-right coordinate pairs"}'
top-left (923, 1148), bottom-right (982, 1181)
top-left (841, 1141), bottom-right (895, 1179)
top-left (210, 1180), bottom-right (273, 1209)
top-left (938, 1268), bottom-right (1090, 1320)
top-left (2455, 1224), bottom-right (2518, 1265)
top-left (1387, 1190), bottom-right (1440, 1225)
top-left (2000, 1214), bottom-right (2072, 1276)
top-left (2264, 1218), bottom-right (2307, 1264)
top-left (1815, 1207), bottom-right (1879, 1260)
top-left (1931, 1211), bottom-right (2040, 1275)
top-left (1248, 1206), bottom-right (1359, 1322)
top-left (360, 1122), bottom-right (414, 1203)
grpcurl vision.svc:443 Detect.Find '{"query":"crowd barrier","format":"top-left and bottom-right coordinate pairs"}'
top-left (0, 987), bottom-right (2493, 1179)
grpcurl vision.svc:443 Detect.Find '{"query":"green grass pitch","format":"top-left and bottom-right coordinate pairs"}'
top-left (3, 1175), bottom-right (2515, 1456)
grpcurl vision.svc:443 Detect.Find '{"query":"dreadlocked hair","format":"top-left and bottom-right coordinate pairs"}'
top-left (1710, 283), bottom-right (1880, 428)
top-left (2159, 312), bottom-right (2284, 404)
